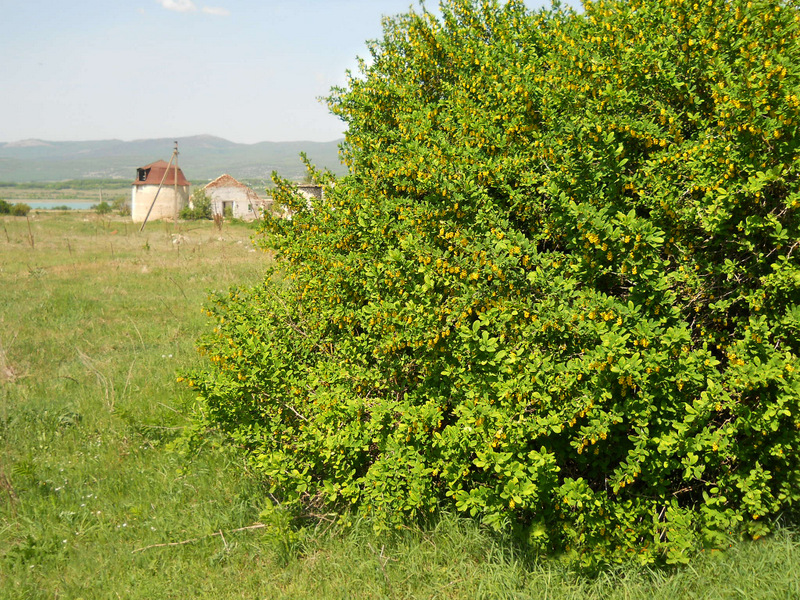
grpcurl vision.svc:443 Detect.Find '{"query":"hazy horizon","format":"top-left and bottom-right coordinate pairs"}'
top-left (1, 133), bottom-right (345, 146)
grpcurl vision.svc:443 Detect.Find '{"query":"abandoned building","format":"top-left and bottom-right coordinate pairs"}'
top-left (203, 174), bottom-right (272, 221)
top-left (130, 160), bottom-right (190, 223)
top-left (296, 184), bottom-right (324, 202)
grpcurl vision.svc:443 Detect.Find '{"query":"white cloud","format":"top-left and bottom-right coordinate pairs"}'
top-left (202, 6), bottom-right (230, 16)
top-left (156, 0), bottom-right (197, 13)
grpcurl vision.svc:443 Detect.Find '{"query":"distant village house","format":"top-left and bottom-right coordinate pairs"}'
top-left (203, 174), bottom-right (272, 221)
top-left (279, 183), bottom-right (325, 219)
top-left (296, 184), bottom-right (323, 202)
top-left (131, 160), bottom-right (190, 223)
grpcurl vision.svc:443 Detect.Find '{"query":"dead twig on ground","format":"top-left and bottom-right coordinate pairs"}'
top-left (132, 523), bottom-right (267, 553)
top-left (367, 542), bottom-right (396, 586)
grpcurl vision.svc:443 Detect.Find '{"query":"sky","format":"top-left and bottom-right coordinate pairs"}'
top-left (0, 0), bottom-right (566, 145)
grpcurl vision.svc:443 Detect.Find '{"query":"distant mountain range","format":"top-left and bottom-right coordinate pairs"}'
top-left (0, 135), bottom-right (347, 183)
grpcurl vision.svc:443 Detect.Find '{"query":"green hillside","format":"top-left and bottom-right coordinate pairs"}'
top-left (0, 135), bottom-right (346, 183)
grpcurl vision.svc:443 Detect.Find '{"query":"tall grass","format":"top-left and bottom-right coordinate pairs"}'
top-left (0, 212), bottom-right (798, 599)
top-left (0, 213), bottom-right (269, 598)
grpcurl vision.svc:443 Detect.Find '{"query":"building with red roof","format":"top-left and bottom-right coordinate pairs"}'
top-left (131, 159), bottom-right (190, 222)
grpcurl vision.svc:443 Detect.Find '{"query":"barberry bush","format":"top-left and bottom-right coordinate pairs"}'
top-left (183, 0), bottom-right (800, 566)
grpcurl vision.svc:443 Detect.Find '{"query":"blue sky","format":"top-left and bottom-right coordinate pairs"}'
top-left (0, 0), bottom-right (569, 144)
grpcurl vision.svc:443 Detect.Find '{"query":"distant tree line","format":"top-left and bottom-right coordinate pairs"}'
top-left (0, 179), bottom-right (129, 191)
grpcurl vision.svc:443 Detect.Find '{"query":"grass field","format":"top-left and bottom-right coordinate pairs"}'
top-left (0, 184), bottom-right (131, 203)
top-left (1, 212), bottom-right (798, 599)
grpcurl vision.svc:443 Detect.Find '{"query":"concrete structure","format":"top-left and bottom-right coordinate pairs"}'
top-left (203, 174), bottom-right (271, 221)
top-left (131, 160), bottom-right (190, 223)
top-left (296, 184), bottom-right (323, 202)
top-left (279, 183), bottom-right (324, 219)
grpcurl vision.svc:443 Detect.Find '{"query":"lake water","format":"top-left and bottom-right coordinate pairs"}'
top-left (27, 201), bottom-right (97, 210)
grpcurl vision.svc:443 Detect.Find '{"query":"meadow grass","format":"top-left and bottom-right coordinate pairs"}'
top-left (0, 183), bottom-right (131, 203)
top-left (1, 212), bottom-right (798, 599)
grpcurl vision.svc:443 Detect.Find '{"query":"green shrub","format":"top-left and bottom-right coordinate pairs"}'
top-left (0, 199), bottom-right (29, 216)
top-left (181, 189), bottom-right (213, 220)
top-left (184, 0), bottom-right (800, 568)
top-left (111, 195), bottom-right (130, 216)
top-left (10, 202), bottom-right (31, 216)
top-left (92, 200), bottom-right (112, 215)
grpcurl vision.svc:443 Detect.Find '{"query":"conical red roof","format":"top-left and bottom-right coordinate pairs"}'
top-left (133, 160), bottom-right (190, 186)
